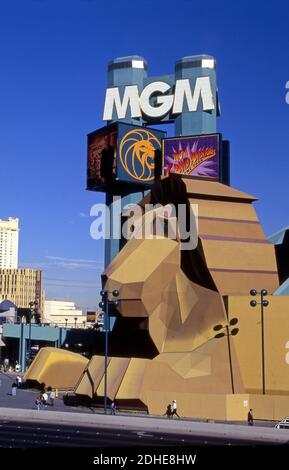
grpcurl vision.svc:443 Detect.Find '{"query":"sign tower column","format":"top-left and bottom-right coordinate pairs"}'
top-left (104, 56), bottom-right (149, 267)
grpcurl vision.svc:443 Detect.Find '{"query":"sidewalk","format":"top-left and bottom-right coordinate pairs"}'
top-left (0, 406), bottom-right (288, 445)
top-left (0, 371), bottom-right (282, 436)
top-left (0, 371), bottom-right (91, 414)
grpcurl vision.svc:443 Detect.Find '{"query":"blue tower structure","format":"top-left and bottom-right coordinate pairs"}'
top-left (104, 56), bottom-right (149, 267)
top-left (107, 55), bottom-right (147, 125)
top-left (174, 55), bottom-right (219, 136)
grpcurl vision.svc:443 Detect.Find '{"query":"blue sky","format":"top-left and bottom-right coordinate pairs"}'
top-left (1, 0), bottom-right (289, 310)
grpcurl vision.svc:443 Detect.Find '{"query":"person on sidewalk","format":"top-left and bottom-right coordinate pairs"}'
top-left (171, 399), bottom-right (180, 418)
top-left (35, 396), bottom-right (42, 410)
top-left (110, 401), bottom-right (116, 415)
top-left (163, 403), bottom-right (172, 418)
top-left (49, 389), bottom-right (56, 406)
top-left (248, 408), bottom-right (254, 426)
top-left (11, 381), bottom-right (17, 397)
top-left (41, 391), bottom-right (48, 408)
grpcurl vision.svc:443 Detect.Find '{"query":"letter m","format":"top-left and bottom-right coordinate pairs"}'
top-left (103, 85), bottom-right (141, 120)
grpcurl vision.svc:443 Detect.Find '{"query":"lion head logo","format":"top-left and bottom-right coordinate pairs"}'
top-left (119, 129), bottom-right (161, 182)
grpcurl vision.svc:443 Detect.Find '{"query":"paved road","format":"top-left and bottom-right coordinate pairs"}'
top-left (0, 418), bottom-right (265, 448)
top-left (1, 406), bottom-right (288, 447)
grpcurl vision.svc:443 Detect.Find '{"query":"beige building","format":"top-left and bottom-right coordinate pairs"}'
top-left (0, 268), bottom-right (44, 314)
top-left (0, 217), bottom-right (19, 269)
top-left (44, 299), bottom-right (86, 328)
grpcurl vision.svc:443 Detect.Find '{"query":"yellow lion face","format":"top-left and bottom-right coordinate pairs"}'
top-left (119, 129), bottom-right (161, 182)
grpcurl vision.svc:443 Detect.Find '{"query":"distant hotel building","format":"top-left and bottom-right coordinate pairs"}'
top-left (44, 300), bottom-right (86, 328)
top-left (0, 268), bottom-right (44, 314)
top-left (0, 217), bottom-right (19, 269)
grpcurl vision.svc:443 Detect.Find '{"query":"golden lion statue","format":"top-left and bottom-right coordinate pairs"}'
top-left (28, 175), bottom-right (289, 420)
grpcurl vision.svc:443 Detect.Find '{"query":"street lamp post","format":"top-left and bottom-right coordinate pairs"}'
top-left (99, 289), bottom-right (119, 415)
top-left (27, 300), bottom-right (38, 369)
top-left (65, 318), bottom-right (68, 328)
top-left (249, 289), bottom-right (269, 395)
top-left (213, 318), bottom-right (239, 394)
top-left (74, 317), bottom-right (77, 328)
top-left (28, 305), bottom-right (32, 367)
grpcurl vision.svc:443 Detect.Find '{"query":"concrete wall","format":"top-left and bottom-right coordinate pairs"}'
top-left (146, 391), bottom-right (289, 421)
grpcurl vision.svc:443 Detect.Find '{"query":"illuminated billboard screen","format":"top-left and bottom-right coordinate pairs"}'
top-left (116, 123), bottom-right (166, 185)
top-left (87, 122), bottom-right (166, 190)
top-left (87, 124), bottom-right (117, 190)
top-left (162, 134), bottom-right (221, 180)
top-left (86, 311), bottom-right (96, 323)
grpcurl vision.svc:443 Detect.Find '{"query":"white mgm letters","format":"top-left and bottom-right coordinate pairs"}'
top-left (103, 77), bottom-right (215, 121)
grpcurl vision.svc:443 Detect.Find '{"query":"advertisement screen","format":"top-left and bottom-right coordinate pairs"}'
top-left (116, 123), bottom-right (166, 185)
top-left (87, 124), bottom-right (117, 190)
top-left (162, 134), bottom-right (220, 180)
top-left (87, 123), bottom-right (166, 190)
top-left (86, 311), bottom-right (96, 323)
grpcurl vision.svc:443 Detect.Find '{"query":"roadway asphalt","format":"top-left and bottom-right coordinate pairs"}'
top-left (1, 419), bottom-right (287, 469)
top-left (0, 406), bottom-right (289, 448)
top-left (0, 418), bottom-right (258, 448)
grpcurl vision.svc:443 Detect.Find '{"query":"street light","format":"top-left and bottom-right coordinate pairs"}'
top-left (99, 289), bottom-right (119, 415)
top-left (74, 317), bottom-right (78, 328)
top-left (27, 300), bottom-right (38, 369)
top-left (249, 289), bottom-right (269, 395)
top-left (213, 318), bottom-right (239, 394)
top-left (65, 318), bottom-right (68, 328)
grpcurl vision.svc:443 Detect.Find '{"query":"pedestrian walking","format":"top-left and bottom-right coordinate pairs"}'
top-left (16, 375), bottom-right (22, 388)
top-left (41, 391), bottom-right (48, 407)
top-left (248, 408), bottom-right (254, 426)
top-left (11, 381), bottom-right (17, 397)
top-left (35, 396), bottom-right (42, 410)
top-left (163, 403), bottom-right (172, 418)
top-left (171, 399), bottom-right (180, 418)
top-left (110, 401), bottom-right (116, 415)
top-left (49, 389), bottom-right (56, 406)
